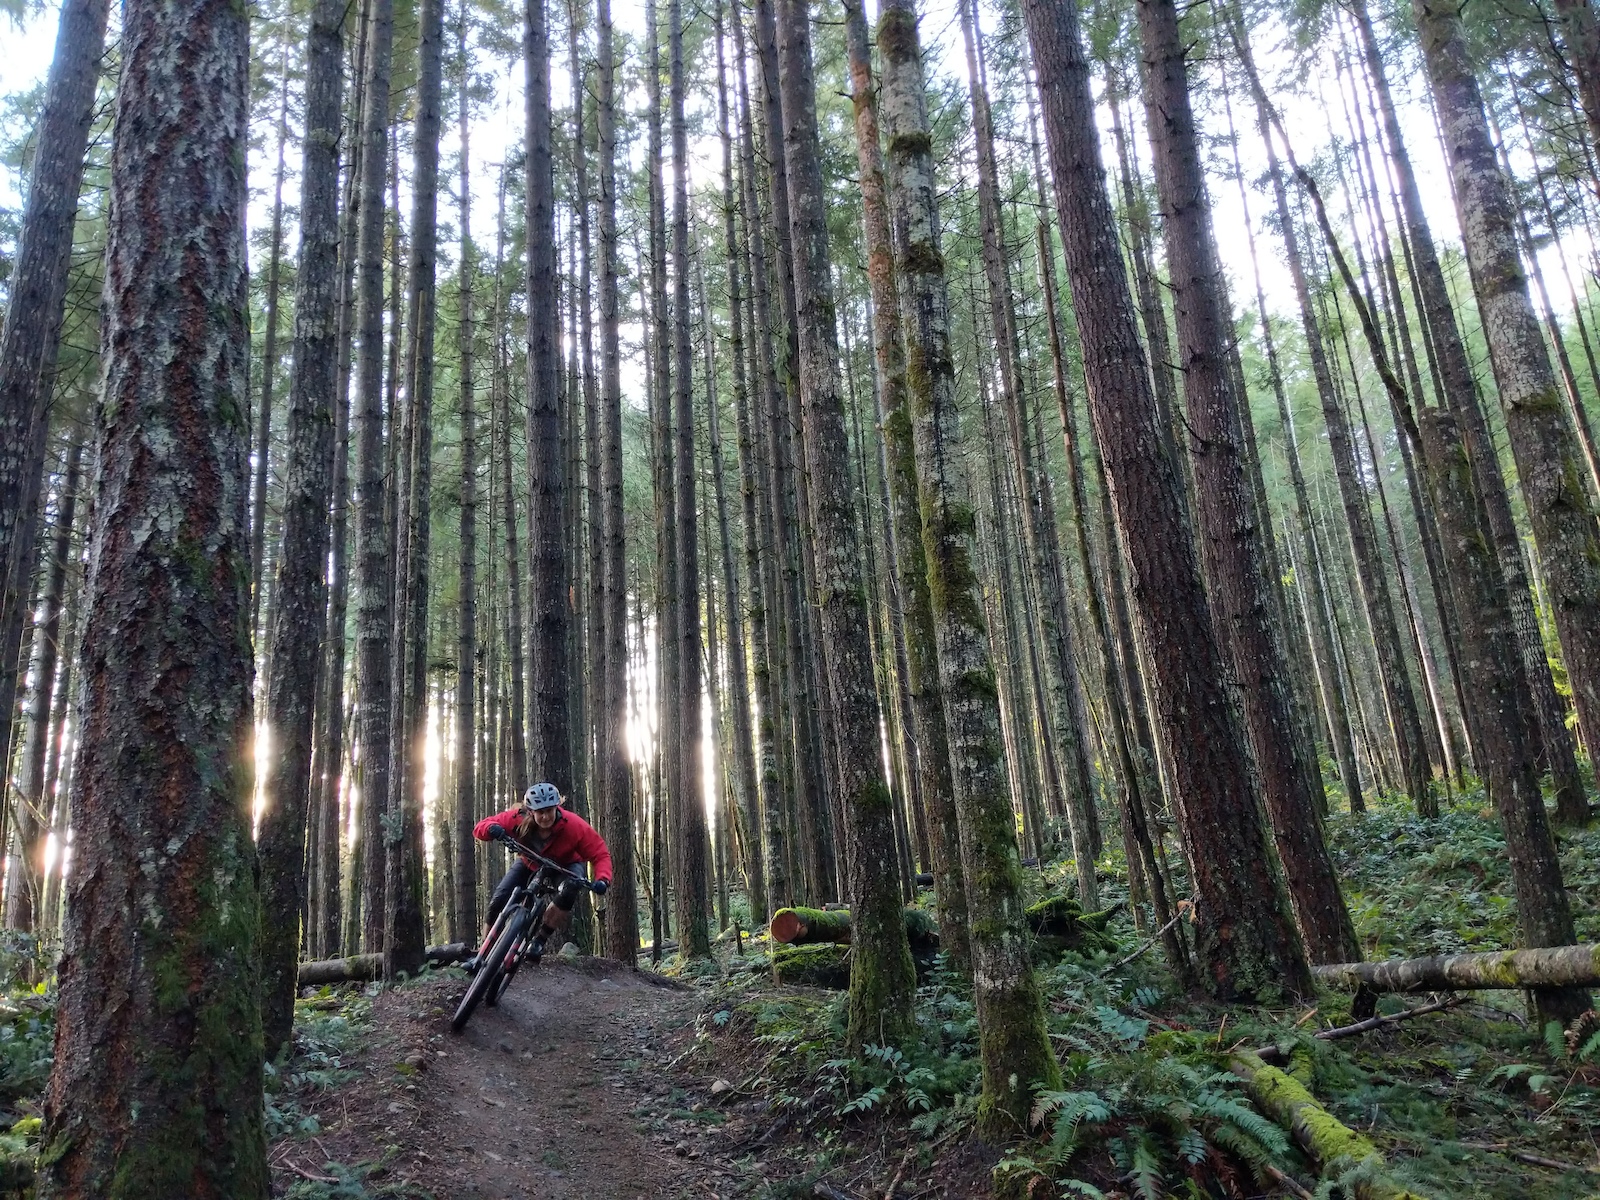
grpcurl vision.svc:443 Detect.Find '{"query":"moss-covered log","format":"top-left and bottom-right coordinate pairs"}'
top-left (1024, 894), bottom-right (1120, 958)
top-left (1231, 1052), bottom-right (1430, 1200)
top-left (771, 943), bottom-right (853, 989)
top-left (1314, 945), bottom-right (1600, 993)
top-left (769, 906), bottom-right (941, 949)
top-left (297, 942), bottom-right (469, 986)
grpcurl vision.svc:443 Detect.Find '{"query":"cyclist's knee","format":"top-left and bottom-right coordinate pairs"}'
top-left (555, 877), bottom-right (585, 911)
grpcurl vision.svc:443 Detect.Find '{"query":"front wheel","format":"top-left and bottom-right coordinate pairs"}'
top-left (490, 899), bottom-right (548, 1005)
top-left (451, 911), bottom-right (527, 1033)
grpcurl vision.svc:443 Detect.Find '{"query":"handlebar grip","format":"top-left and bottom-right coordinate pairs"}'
top-left (486, 824), bottom-right (508, 841)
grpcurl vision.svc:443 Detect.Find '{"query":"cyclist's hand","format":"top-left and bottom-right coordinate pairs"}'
top-left (591, 879), bottom-right (608, 896)
top-left (486, 824), bottom-right (508, 841)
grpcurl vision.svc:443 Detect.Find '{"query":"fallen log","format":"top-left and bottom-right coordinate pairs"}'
top-left (770, 941), bottom-right (942, 990)
top-left (1025, 895), bottom-right (1121, 959)
top-left (772, 943), bottom-right (851, 989)
top-left (769, 906), bottom-right (941, 950)
top-left (296, 942), bottom-right (470, 987)
top-left (1231, 1051), bottom-right (1430, 1200)
top-left (1314, 945), bottom-right (1600, 994)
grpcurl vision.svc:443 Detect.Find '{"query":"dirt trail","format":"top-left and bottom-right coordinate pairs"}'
top-left (270, 957), bottom-right (755, 1200)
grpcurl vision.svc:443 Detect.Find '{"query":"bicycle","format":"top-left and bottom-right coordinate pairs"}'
top-left (450, 830), bottom-right (600, 1034)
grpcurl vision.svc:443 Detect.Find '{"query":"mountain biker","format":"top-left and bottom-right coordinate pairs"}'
top-left (461, 782), bottom-right (613, 973)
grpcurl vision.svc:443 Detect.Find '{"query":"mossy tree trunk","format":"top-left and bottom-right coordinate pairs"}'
top-left (1347, 0), bottom-right (1581, 817)
top-left (957, 0), bottom-right (1101, 901)
top-left (1291, 151), bottom-right (1593, 1026)
top-left (1024, 0), bottom-right (1312, 1003)
top-left (879, 0), bottom-right (1061, 1136)
top-left (776, 0), bottom-right (916, 1049)
top-left (845, 0), bottom-right (970, 976)
top-left (37, 0), bottom-right (268, 1185)
top-left (1413, 0), bottom-right (1600, 788)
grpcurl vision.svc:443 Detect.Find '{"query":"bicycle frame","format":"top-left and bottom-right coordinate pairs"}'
top-left (451, 834), bottom-right (600, 1033)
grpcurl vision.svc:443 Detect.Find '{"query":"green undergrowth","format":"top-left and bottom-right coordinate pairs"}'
top-left (270, 989), bottom-right (431, 1199)
top-left (1330, 788), bottom-right (1600, 959)
top-left (690, 795), bottom-right (1600, 1198)
top-left (265, 990), bottom-right (371, 1140)
top-left (0, 934), bottom-right (50, 1197)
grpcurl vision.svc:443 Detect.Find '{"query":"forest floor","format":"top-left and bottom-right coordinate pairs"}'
top-left (4, 789), bottom-right (1597, 1198)
top-left (265, 953), bottom-right (998, 1200)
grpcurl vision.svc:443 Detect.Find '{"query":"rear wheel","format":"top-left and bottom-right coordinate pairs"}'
top-left (451, 911), bottom-right (527, 1033)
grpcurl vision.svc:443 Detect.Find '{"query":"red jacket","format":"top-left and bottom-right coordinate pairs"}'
top-left (473, 807), bottom-right (613, 885)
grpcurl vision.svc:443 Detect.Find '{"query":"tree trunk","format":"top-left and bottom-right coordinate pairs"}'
top-left (383, 0), bottom-right (442, 979)
top-left (878, 0), bottom-right (1061, 1131)
top-left (1292, 157), bottom-right (1592, 1025)
top-left (846, 0), bottom-right (970, 974)
top-left (732, 0), bottom-right (795, 911)
top-left (7, 436), bottom-right (81, 933)
top-left (525, 0), bottom-right (569, 791)
top-left (1350, 0), bottom-right (1587, 812)
top-left (1237, 62), bottom-right (1433, 818)
top-left (957, 0), bottom-right (1100, 900)
top-left (0, 0), bottom-right (110, 770)
top-left (1226, 90), bottom-right (1364, 811)
top-left (1135, 0), bottom-right (1354, 965)
top-left (351, 0), bottom-right (398, 956)
top-left (1398, 0), bottom-right (1600, 780)
top-left (754, 0), bottom-right (832, 904)
top-left (714, 0), bottom-right (769, 927)
top-left (572, 0), bottom-right (603, 831)
top-left (1036, 221), bottom-right (1187, 977)
top-left (255, 0), bottom-right (346, 1052)
top-left (596, 0), bottom-right (639, 963)
top-left (312, 11), bottom-right (366, 955)
top-left (251, 68), bottom-right (291, 643)
top-left (1024, 0), bottom-right (1312, 1002)
top-left (37, 0), bottom-right (268, 1183)
top-left (37, 560), bottom-right (80, 938)
top-left (778, 0), bottom-right (916, 1047)
top-left (1553, 0), bottom-right (1600, 159)
top-left (667, 0), bottom-right (713, 960)
top-left (453, 0), bottom-right (478, 944)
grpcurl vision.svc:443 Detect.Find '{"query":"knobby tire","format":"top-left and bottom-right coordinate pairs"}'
top-left (452, 910), bottom-right (527, 1033)
top-left (490, 898), bottom-right (549, 1004)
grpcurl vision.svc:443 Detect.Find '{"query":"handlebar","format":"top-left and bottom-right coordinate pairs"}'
top-left (488, 826), bottom-right (602, 892)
